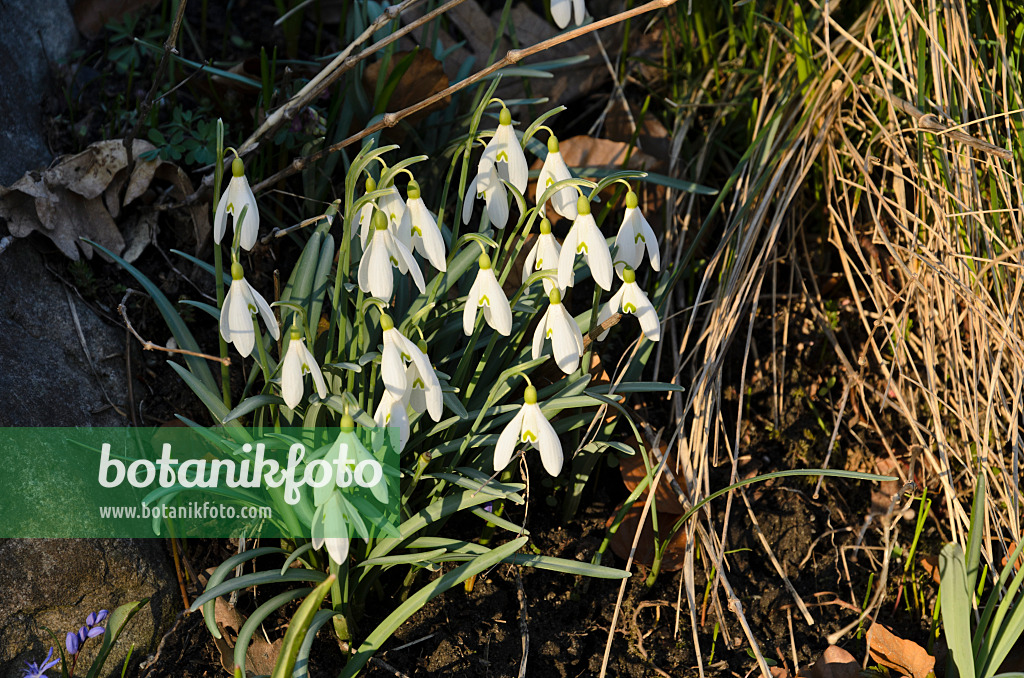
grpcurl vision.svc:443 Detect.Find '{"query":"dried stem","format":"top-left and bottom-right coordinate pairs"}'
top-left (119, 289), bottom-right (231, 366)
top-left (252, 0), bottom-right (678, 194)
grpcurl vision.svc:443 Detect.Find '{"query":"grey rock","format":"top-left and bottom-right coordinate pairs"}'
top-left (0, 239), bottom-right (128, 426)
top-left (0, 539), bottom-right (179, 678)
top-left (0, 1), bottom-right (78, 185)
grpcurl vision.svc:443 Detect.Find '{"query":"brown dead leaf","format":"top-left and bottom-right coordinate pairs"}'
top-left (607, 501), bottom-right (687, 571)
top-left (212, 596), bottom-right (282, 676)
top-left (619, 443), bottom-right (686, 514)
top-left (867, 622), bottom-right (935, 678)
top-left (1, 172), bottom-right (123, 260)
top-left (920, 554), bottom-right (941, 585)
top-left (0, 139), bottom-right (202, 261)
top-left (797, 645), bottom-right (860, 678)
top-left (528, 136), bottom-right (660, 225)
top-left (73, 0), bottom-right (161, 39)
top-left (363, 50), bottom-right (450, 121)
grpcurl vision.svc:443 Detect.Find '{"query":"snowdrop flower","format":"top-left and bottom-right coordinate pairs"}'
top-left (551, 0), bottom-right (587, 28)
top-left (379, 184), bottom-right (408, 240)
top-left (380, 314), bottom-right (442, 421)
top-left (221, 262), bottom-right (280, 358)
top-left (537, 135), bottom-right (577, 220)
top-left (482, 106), bottom-right (528, 194)
top-left (374, 388), bottom-right (410, 452)
top-left (557, 195), bottom-right (613, 291)
top-left (463, 252), bottom-right (512, 336)
top-left (311, 492), bottom-right (349, 565)
top-left (315, 413), bottom-right (388, 506)
top-left (358, 209), bottom-right (426, 300)
top-left (494, 385), bottom-right (562, 476)
top-left (463, 160), bottom-right (509, 228)
top-left (523, 218), bottom-right (563, 295)
top-left (356, 176), bottom-right (377, 248)
top-left (21, 647), bottom-right (59, 678)
top-left (401, 180), bottom-right (447, 272)
top-left (596, 266), bottom-right (660, 342)
top-left (532, 289), bottom-right (585, 374)
top-left (280, 326), bottom-right (328, 409)
top-left (613, 191), bottom-right (660, 274)
top-left (214, 156), bottom-right (259, 250)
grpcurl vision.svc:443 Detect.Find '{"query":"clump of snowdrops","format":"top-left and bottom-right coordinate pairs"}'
top-left (102, 89), bottom-right (672, 677)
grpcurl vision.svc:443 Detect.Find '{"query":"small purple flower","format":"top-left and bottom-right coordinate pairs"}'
top-left (483, 501), bottom-right (494, 513)
top-left (65, 631), bottom-right (80, 656)
top-left (87, 626), bottom-right (105, 639)
top-left (77, 626), bottom-right (88, 645)
top-left (22, 647), bottom-right (60, 678)
top-left (86, 610), bottom-right (108, 627)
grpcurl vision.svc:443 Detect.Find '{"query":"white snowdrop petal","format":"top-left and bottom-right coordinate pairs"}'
top-left (463, 276), bottom-right (482, 336)
top-left (391, 234), bottom-right (426, 293)
top-left (572, 0), bottom-right (586, 25)
top-left (532, 313), bottom-right (549, 360)
top-left (228, 285), bottom-right (256, 357)
top-left (324, 537), bottom-right (349, 565)
top-left (626, 283), bottom-right (661, 342)
top-left (494, 409), bottom-right (526, 471)
top-left (481, 270), bottom-right (512, 335)
top-left (530, 404), bottom-right (564, 476)
top-left (237, 180), bottom-right (259, 250)
top-left (281, 341), bottom-right (304, 408)
top-left (557, 226), bottom-right (579, 290)
top-left (595, 287), bottom-right (625, 342)
top-left (550, 0), bottom-right (571, 28)
top-left (381, 332), bottom-right (408, 400)
top-left (368, 238), bottom-right (394, 300)
top-left (551, 307), bottom-right (583, 374)
top-left (248, 281), bottom-right (280, 340)
top-left (581, 216), bottom-right (614, 291)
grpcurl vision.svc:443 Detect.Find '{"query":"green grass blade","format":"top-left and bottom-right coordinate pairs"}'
top-left (940, 542), bottom-right (976, 678)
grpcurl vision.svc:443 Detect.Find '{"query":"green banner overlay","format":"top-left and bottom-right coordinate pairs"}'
top-left (0, 427), bottom-right (400, 539)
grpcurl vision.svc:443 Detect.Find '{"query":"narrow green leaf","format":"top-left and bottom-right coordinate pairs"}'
top-left (940, 542), bottom-right (976, 678)
top-left (85, 599), bottom-right (149, 678)
top-left (234, 588), bottom-right (312, 677)
top-left (198, 547), bottom-right (288, 638)
top-left (270, 574), bottom-right (336, 678)
top-left (341, 538), bottom-right (528, 677)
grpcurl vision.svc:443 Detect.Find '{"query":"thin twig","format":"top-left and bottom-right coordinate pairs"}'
top-left (118, 289), bottom-right (231, 365)
top-left (122, 0), bottom-right (189, 192)
top-left (252, 0), bottom-right (679, 194)
top-left (238, 0), bottom-right (456, 156)
top-left (516, 569), bottom-right (529, 678)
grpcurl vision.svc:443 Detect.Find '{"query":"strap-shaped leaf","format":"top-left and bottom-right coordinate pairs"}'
top-left (940, 542), bottom-right (976, 678)
top-left (270, 574), bottom-right (336, 678)
top-left (341, 538), bottom-right (528, 677)
top-left (198, 547), bottom-right (288, 638)
top-left (85, 599), bottom-right (149, 678)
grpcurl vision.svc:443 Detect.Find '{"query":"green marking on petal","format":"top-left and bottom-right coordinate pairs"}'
top-left (226, 202), bottom-right (235, 213)
top-left (497, 151), bottom-right (509, 162)
top-left (624, 303), bottom-right (637, 313)
top-left (247, 303), bottom-right (258, 314)
top-left (536, 258), bottom-right (543, 267)
top-left (390, 256), bottom-right (400, 266)
top-left (576, 242), bottom-right (589, 254)
top-left (479, 294), bottom-right (490, 307)
top-left (545, 178), bottom-right (555, 187)
top-left (401, 352), bottom-right (411, 361)
top-left (521, 430), bottom-right (538, 444)
top-left (546, 328), bottom-right (553, 338)
top-left (412, 226), bottom-right (423, 236)
top-left (413, 377), bottom-right (425, 388)
top-left (635, 233), bottom-right (646, 243)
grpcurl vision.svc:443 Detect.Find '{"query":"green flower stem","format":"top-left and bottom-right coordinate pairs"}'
top-left (251, 316), bottom-right (273, 388)
top-left (213, 123), bottom-right (231, 410)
